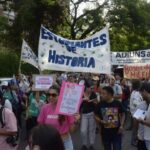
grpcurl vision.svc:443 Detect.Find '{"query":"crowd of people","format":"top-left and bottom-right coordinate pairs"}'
top-left (0, 72), bottom-right (150, 150)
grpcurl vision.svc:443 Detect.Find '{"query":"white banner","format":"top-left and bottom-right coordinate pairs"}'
top-left (21, 40), bottom-right (39, 69)
top-left (38, 26), bottom-right (111, 74)
top-left (111, 49), bottom-right (150, 65)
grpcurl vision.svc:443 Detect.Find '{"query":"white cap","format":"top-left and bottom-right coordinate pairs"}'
top-left (1, 81), bottom-right (8, 86)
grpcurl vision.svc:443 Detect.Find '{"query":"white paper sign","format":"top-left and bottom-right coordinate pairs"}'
top-left (55, 81), bottom-right (84, 115)
top-left (133, 109), bottom-right (146, 120)
top-left (38, 26), bottom-right (111, 74)
top-left (33, 75), bottom-right (54, 91)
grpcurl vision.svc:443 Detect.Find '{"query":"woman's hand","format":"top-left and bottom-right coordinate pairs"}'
top-left (118, 126), bottom-right (124, 134)
top-left (74, 113), bottom-right (80, 122)
top-left (83, 97), bottom-right (89, 101)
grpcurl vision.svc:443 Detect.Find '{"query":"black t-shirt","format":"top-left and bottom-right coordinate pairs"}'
top-left (80, 92), bottom-right (97, 114)
top-left (95, 100), bottom-right (125, 133)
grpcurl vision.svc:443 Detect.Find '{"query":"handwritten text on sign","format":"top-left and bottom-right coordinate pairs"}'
top-left (55, 81), bottom-right (84, 115)
top-left (34, 75), bottom-right (54, 91)
top-left (124, 64), bottom-right (150, 79)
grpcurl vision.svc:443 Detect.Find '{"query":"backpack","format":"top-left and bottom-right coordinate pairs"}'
top-left (10, 91), bottom-right (19, 111)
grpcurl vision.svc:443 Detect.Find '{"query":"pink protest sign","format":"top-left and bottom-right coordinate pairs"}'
top-left (55, 81), bottom-right (85, 116)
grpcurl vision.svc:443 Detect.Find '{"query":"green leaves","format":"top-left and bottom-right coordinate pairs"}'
top-left (108, 0), bottom-right (150, 51)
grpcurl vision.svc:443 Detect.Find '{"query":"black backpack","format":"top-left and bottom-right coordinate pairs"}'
top-left (10, 91), bottom-right (19, 112)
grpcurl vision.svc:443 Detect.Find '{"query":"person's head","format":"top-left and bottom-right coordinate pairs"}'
top-left (68, 74), bottom-right (76, 83)
top-left (132, 79), bottom-right (141, 91)
top-left (140, 82), bottom-right (150, 102)
top-left (15, 73), bottom-right (21, 81)
top-left (47, 85), bottom-right (60, 105)
top-left (26, 125), bottom-right (64, 150)
top-left (101, 86), bottom-right (114, 102)
top-left (92, 76), bottom-right (99, 86)
top-left (92, 79), bottom-right (97, 86)
top-left (1, 81), bottom-right (9, 91)
top-left (121, 78), bottom-right (126, 86)
top-left (85, 82), bottom-right (93, 93)
top-left (109, 76), bottom-right (116, 86)
top-left (115, 74), bottom-right (121, 81)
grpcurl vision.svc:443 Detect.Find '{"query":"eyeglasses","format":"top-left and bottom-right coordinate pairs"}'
top-left (47, 93), bottom-right (58, 97)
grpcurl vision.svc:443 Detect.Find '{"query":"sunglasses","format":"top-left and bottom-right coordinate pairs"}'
top-left (47, 93), bottom-right (58, 97)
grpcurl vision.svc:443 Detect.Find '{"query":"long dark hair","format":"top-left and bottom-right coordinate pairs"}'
top-left (49, 85), bottom-right (65, 125)
top-left (29, 125), bottom-right (64, 150)
top-left (132, 80), bottom-right (141, 91)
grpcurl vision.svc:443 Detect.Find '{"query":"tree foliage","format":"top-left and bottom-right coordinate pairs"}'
top-left (2, 0), bottom-right (150, 52)
top-left (0, 0), bottom-right (150, 76)
top-left (107, 0), bottom-right (150, 51)
top-left (4, 0), bottom-right (65, 52)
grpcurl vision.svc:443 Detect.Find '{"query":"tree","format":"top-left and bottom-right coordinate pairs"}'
top-left (63, 0), bottom-right (150, 51)
top-left (4, 0), bottom-right (66, 52)
top-left (106, 0), bottom-right (150, 51)
top-left (64, 0), bottom-right (108, 39)
top-left (1, 0), bottom-right (150, 53)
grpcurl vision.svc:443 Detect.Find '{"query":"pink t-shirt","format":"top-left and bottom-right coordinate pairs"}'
top-left (37, 103), bottom-right (75, 134)
top-left (0, 108), bottom-right (17, 150)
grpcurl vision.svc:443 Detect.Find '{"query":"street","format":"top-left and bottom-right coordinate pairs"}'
top-left (18, 121), bottom-right (136, 150)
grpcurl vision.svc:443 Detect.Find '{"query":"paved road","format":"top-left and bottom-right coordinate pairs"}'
top-left (72, 130), bottom-right (136, 150)
top-left (18, 126), bottom-right (136, 150)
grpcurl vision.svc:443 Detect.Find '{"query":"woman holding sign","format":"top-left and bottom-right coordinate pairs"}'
top-left (37, 85), bottom-right (79, 150)
top-left (80, 82), bottom-right (97, 150)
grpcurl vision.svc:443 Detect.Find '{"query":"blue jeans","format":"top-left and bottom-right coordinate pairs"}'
top-left (63, 134), bottom-right (73, 150)
top-left (145, 140), bottom-right (150, 150)
top-left (102, 131), bottom-right (122, 150)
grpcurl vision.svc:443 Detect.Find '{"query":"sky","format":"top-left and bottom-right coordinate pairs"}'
top-left (73, 0), bottom-right (150, 17)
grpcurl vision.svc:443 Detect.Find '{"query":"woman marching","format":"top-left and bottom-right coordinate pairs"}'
top-left (37, 85), bottom-right (80, 150)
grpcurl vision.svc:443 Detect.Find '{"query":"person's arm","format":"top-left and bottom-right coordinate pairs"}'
top-left (119, 112), bottom-right (125, 128)
top-left (69, 114), bottom-right (80, 132)
top-left (118, 112), bottom-right (125, 134)
top-left (95, 115), bottom-right (109, 125)
top-left (88, 92), bottom-right (98, 103)
top-left (114, 94), bottom-right (122, 100)
top-left (0, 129), bottom-right (17, 136)
top-left (118, 102), bottom-right (126, 134)
top-left (138, 119), bottom-right (150, 127)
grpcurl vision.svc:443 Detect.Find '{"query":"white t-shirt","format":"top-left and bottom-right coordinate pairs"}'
top-left (4, 100), bottom-right (12, 111)
top-left (144, 104), bottom-right (150, 141)
top-left (112, 84), bottom-right (122, 101)
top-left (130, 91), bottom-right (143, 116)
top-left (137, 101), bottom-right (148, 140)
top-left (0, 107), bottom-right (17, 150)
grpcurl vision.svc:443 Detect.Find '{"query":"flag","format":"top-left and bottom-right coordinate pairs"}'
top-left (21, 40), bottom-right (39, 69)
